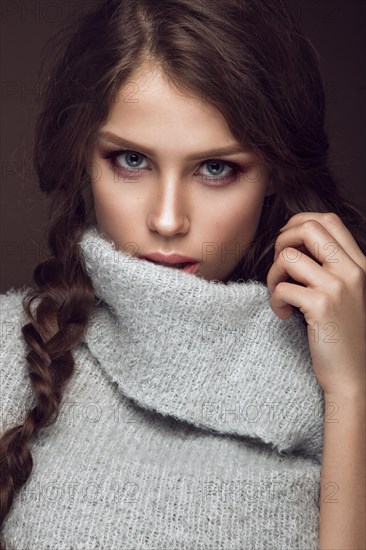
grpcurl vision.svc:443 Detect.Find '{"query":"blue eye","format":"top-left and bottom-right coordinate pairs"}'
top-left (201, 160), bottom-right (233, 179)
top-left (105, 150), bottom-right (147, 170)
top-left (101, 149), bottom-right (244, 186)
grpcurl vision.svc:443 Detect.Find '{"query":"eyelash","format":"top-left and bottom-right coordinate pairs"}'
top-left (100, 149), bottom-right (244, 187)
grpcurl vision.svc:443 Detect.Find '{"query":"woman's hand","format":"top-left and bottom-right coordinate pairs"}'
top-left (267, 212), bottom-right (366, 398)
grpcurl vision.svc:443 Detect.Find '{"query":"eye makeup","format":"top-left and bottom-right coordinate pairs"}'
top-left (99, 148), bottom-right (247, 187)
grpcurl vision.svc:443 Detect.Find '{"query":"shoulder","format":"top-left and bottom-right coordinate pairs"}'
top-left (0, 287), bottom-right (36, 434)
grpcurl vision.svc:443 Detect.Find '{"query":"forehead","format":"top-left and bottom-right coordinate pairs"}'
top-left (103, 64), bottom-right (237, 148)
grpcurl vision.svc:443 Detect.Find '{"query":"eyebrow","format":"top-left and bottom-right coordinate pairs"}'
top-left (97, 131), bottom-right (251, 160)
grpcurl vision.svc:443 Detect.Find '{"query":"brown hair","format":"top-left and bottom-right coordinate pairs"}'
top-left (1, 0), bottom-right (365, 544)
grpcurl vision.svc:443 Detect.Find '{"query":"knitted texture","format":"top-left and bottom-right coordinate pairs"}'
top-left (1, 225), bottom-right (325, 549)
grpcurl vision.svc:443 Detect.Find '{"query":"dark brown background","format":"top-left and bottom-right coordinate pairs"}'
top-left (1, 0), bottom-right (365, 293)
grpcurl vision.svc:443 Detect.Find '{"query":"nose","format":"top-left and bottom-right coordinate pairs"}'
top-left (147, 176), bottom-right (190, 237)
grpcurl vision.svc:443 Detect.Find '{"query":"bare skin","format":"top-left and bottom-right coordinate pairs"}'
top-left (88, 62), bottom-right (272, 282)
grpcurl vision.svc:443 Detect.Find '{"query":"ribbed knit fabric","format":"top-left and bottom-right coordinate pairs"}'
top-left (1, 224), bottom-right (325, 549)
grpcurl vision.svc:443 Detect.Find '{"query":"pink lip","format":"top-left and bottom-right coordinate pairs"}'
top-left (139, 252), bottom-right (200, 275)
top-left (181, 262), bottom-right (200, 275)
top-left (142, 258), bottom-right (200, 275)
top-left (140, 252), bottom-right (199, 264)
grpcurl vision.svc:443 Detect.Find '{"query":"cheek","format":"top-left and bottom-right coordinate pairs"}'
top-left (89, 177), bottom-right (134, 239)
top-left (94, 192), bottom-right (132, 226)
top-left (215, 194), bottom-right (266, 241)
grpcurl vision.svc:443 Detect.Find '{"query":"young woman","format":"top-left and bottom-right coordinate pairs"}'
top-left (1, 0), bottom-right (365, 548)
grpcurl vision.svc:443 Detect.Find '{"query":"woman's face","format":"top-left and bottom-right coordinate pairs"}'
top-left (89, 63), bottom-right (272, 282)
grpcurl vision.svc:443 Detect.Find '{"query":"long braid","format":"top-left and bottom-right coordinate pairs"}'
top-left (0, 220), bottom-right (95, 546)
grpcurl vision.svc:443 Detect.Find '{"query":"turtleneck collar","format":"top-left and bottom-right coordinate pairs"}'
top-left (79, 225), bottom-right (324, 461)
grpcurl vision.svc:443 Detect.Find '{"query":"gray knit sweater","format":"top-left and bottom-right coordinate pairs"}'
top-left (1, 225), bottom-right (325, 549)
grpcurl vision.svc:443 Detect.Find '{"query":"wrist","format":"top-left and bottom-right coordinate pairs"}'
top-left (324, 389), bottom-right (365, 407)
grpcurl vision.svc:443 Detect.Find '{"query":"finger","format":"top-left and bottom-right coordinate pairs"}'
top-left (269, 281), bottom-right (313, 320)
top-left (279, 213), bottom-right (366, 272)
top-left (267, 246), bottom-right (335, 295)
top-left (274, 220), bottom-right (358, 276)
